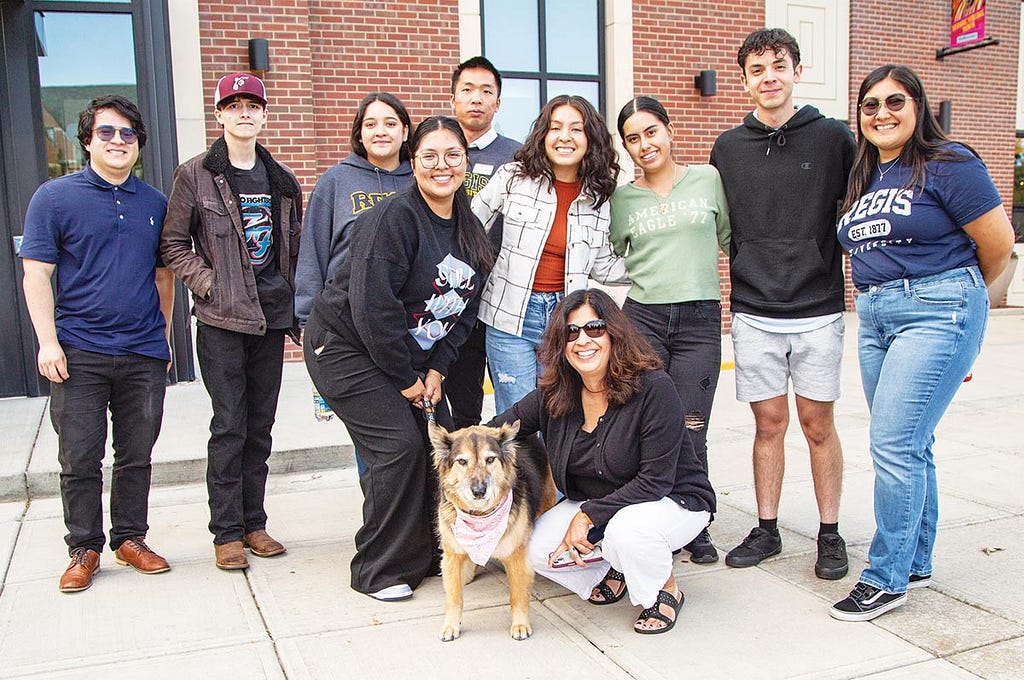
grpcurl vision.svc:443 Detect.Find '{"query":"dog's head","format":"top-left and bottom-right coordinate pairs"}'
top-left (429, 421), bottom-right (521, 513)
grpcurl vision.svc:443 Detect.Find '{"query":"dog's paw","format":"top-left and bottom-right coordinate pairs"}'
top-left (439, 624), bottom-right (461, 642)
top-left (509, 622), bottom-right (532, 641)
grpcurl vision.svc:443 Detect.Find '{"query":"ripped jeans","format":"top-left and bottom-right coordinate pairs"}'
top-left (485, 291), bottom-right (563, 416)
top-left (623, 299), bottom-right (722, 474)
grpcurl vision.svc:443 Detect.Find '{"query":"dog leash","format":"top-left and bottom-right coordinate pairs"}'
top-left (421, 397), bottom-right (436, 426)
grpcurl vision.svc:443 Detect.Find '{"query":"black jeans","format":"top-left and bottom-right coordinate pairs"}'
top-left (50, 347), bottom-right (166, 554)
top-left (445, 320), bottom-right (488, 429)
top-left (196, 323), bottom-right (285, 544)
top-left (623, 299), bottom-right (722, 474)
top-left (304, 313), bottom-right (451, 594)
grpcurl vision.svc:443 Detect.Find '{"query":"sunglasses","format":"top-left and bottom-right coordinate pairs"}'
top-left (94, 125), bottom-right (139, 144)
top-left (859, 94), bottom-right (914, 117)
top-left (566, 319), bottom-right (607, 342)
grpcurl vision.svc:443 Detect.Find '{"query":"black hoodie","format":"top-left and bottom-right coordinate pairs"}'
top-left (710, 105), bottom-right (855, 318)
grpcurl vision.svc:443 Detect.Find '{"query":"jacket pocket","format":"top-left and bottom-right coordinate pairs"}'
top-left (731, 238), bottom-right (829, 302)
top-left (505, 201), bottom-right (551, 254)
top-left (201, 199), bottom-right (236, 239)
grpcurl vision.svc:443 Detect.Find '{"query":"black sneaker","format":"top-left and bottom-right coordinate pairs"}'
top-left (907, 573), bottom-right (931, 590)
top-left (725, 527), bottom-right (782, 568)
top-left (684, 528), bottom-right (719, 564)
top-left (814, 533), bottom-right (849, 580)
top-left (830, 582), bottom-right (906, 621)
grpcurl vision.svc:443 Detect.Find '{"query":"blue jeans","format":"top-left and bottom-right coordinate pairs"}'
top-left (486, 291), bottom-right (563, 416)
top-left (623, 299), bottom-right (722, 474)
top-left (856, 266), bottom-right (988, 594)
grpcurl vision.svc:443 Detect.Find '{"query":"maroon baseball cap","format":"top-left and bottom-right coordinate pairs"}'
top-left (213, 72), bottom-right (267, 108)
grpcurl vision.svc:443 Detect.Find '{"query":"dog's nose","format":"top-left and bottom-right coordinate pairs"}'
top-left (471, 482), bottom-right (488, 499)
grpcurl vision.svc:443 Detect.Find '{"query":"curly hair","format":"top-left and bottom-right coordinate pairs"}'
top-left (737, 28), bottom-right (801, 72)
top-left (77, 95), bottom-right (147, 161)
top-left (842, 64), bottom-right (978, 214)
top-left (538, 289), bottom-right (662, 418)
top-left (349, 92), bottom-right (412, 163)
top-left (512, 95), bottom-right (619, 208)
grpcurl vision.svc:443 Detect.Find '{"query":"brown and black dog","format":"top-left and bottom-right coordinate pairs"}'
top-left (429, 421), bottom-right (556, 641)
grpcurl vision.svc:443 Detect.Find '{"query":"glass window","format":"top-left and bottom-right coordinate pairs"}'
top-left (35, 11), bottom-right (139, 178)
top-left (482, 0), bottom-right (603, 143)
top-left (1014, 136), bottom-right (1024, 242)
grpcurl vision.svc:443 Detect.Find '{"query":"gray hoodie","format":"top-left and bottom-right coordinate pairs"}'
top-left (295, 153), bottom-right (413, 322)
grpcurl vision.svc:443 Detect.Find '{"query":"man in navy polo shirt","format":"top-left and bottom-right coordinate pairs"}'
top-left (21, 95), bottom-right (175, 593)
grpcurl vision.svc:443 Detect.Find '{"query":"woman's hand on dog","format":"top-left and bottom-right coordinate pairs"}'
top-left (548, 511), bottom-right (595, 568)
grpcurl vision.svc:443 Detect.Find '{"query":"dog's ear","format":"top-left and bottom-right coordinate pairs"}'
top-left (428, 422), bottom-right (452, 470)
top-left (496, 420), bottom-right (521, 459)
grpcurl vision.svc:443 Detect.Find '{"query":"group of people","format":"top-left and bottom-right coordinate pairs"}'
top-left (20, 26), bottom-right (1014, 636)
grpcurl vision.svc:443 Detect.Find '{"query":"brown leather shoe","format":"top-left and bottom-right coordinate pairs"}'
top-left (243, 530), bottom-right (286, 557)
top-left (214, 541), bottom-right (249, 570)
top-left (114, 537), bottom-right (170, 574)
top-left (59, 548), bottom-right (100, 593)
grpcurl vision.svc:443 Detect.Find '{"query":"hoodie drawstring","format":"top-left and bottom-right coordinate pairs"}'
top-left (766, 126), bottom-right (788, 156)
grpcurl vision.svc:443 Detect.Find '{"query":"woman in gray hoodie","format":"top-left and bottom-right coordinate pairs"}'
top-left (295, 92), bottom-right (414, 323)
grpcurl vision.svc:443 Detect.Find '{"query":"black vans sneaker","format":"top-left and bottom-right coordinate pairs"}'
top-left (830, 583), bottom-right (906, 621)
top-left (684, 528), bottom-right (719, 564)
top-left (814, 533), bottom-right (849, 580)
top-left (725, 527), bottom-right (782, 567)
top-left (907, 573), bottom-right (931, 589)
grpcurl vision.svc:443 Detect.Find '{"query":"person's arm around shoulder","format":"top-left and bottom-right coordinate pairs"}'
top-left (588, 202), bottom-right (630, 286)
top-left (471, 162), bottom-right (511, 232)
top-left (22, 259), bottom-right (68, 383)
top-left (962, 206), bottom-right (1015, 289)
top-left (160, 162), bottom-right (213, 300)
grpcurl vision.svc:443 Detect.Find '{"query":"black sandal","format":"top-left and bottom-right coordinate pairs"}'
top-left (588, 567), bottom-right (627, 605)
top-left (633, 588), bottom-right (684, 635)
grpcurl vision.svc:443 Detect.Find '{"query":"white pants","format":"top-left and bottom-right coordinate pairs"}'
top-left (528, 498), bottom-right (710, 608)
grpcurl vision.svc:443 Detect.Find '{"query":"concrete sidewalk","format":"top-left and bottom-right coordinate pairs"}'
top-left (0, 312), bottom-right (1021, 678)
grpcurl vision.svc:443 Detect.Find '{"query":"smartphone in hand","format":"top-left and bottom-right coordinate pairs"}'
top-left (551, 543), bottom-right (604, 569)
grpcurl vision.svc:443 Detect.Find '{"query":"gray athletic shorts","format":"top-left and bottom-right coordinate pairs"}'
top-left (732, 315), bottom-right (844, 403)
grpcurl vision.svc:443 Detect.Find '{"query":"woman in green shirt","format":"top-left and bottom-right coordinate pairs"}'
top-left (610, 96), bottom-right (730, 564)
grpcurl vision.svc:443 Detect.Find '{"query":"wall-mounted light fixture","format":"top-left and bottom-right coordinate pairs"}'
top-left (248, 38), bottom-right (270, 75)
top-left (695, 69), bottom-right (717, 97)
top-left (938, 100), bottom-right (952, 134)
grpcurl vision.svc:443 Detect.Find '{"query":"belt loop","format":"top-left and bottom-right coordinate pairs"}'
top-left (903, 278), bottom-right (911, 297)
top-left (967, 265), bottom-right (983, 287)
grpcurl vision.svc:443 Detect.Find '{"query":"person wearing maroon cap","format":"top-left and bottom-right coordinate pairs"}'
top-left (161, 72), bottom-right (303, 570)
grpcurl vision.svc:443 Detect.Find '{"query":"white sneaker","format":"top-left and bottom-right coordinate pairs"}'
top-left (368, 583), bottom-right (413, 601)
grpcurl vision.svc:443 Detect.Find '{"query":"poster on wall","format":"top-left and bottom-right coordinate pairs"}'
top-left (950, 0), bottom-right (986, 48)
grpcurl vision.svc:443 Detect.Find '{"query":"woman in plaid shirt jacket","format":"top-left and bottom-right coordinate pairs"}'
top-left (472, 95), bottom-right (628, 415)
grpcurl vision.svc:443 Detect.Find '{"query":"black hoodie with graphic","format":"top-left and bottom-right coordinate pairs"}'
top-left (710, 105), bottom-right (855, 318)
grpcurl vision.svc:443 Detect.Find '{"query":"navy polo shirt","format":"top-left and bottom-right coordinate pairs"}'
top-left (20, 164), bottom-right (170, 361)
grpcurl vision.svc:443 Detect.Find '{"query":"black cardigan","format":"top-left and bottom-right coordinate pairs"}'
top-left (489, 370), bottom-right (716, 529)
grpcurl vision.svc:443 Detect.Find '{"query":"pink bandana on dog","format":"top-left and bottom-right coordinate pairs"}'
top-left (453, 491), bottom-right (514, 566)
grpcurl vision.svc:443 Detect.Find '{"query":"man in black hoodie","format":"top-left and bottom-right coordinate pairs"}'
top-left (710, 29), bottom-right (855, 580)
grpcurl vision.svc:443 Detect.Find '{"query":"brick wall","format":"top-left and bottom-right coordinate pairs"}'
top-left (197, 0), bottom-right (461, 360)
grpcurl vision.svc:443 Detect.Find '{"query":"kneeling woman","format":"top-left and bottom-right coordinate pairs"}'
top-left (305, 116), bottom-right (493, 601)
top-left (490, 289), bottom-right (716, 634)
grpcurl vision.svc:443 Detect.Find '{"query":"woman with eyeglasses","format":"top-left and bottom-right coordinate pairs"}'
top-left (304, 116), bottom-right (493, 602)
top-left (830, 65), bottom-right (1014, 622)
top-left (489, 289), bottom-right (716, 635)
top-left (472, 95), bottom-right (627, 416)
top-left (610, 96), bottom-right (730, 564)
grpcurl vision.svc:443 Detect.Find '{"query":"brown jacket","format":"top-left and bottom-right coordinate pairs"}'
top-left (161, 138), bottom-right (302, 339)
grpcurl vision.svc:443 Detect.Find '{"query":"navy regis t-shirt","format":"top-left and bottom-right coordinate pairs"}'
top-left (837, 144), bottom-right (1002, 290)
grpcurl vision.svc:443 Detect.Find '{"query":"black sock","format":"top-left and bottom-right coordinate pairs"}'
top-left (819, 522), bottom-right (839, 536)
top-left (758, 517), bottom-right (778, 533)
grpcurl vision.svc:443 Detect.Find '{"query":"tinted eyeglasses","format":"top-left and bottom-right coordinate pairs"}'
top-left (94, 125), bottom-right (139, 144)
top-left (859, 94), bottom-right (914, 117)
top-left (566, 319), bottom-right (607, 342)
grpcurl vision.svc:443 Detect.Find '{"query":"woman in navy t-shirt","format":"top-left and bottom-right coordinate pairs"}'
top-left (830, 65), bottom-right (1014, 623)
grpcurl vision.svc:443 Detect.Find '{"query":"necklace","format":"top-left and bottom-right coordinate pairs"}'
top-left (640, 164), bottom-right (685, 215)
top-left (876, 158), bottom-right (900, 182)
top-left (582, 383), bottom-right (607, 394)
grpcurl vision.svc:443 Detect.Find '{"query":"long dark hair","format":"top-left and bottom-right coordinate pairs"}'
top-left (512, 95), bottom-right (619, 208)
top-left (843, 64), bottom-right (977, 213)
top-left (538, 289), bottom-right (662, 418)
top-left (616, 96), bottom-right (672, 139)
top-left (77, 95), bottom-right (147, 161)
top-left (410, 116), bottom-right (494, 275)
top-left (349, 92), bottom-right (412, 163)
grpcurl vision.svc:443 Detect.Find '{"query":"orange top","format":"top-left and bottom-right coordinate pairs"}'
top-left (532, 180), bottom-right (581, 292)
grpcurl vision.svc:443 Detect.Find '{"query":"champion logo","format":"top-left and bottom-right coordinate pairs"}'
top-left (801, 162), bottom-right (812, 170)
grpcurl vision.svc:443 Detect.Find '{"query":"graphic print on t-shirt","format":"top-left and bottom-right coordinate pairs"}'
top-left (837, 187), bottom-right (915, 257)
top-left (240, 192), bottom-right (273, 266)
top-left (409, 253), bottom-right (477, 351)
